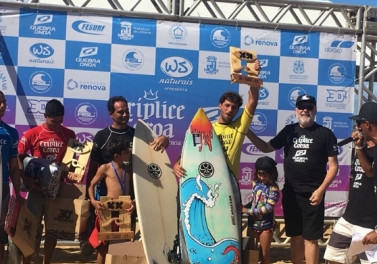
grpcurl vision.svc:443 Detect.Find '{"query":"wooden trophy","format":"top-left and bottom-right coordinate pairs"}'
top-left (98, 196), bottom-right (134, 241)
top-left (230, 46), bottom-right (263, 88)
top-left (60, 138), bottom-right (93, 183)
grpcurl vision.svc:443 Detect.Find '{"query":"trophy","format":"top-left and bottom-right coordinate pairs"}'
top-left (230, 46), bottom-right (263, 88)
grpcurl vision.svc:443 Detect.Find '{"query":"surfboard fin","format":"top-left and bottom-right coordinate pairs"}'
top-left (163, 235), bottom-right (180, 263)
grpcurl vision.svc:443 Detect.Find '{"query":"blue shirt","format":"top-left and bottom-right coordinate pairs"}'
top-left (0, 121), bottom-right (19, 183)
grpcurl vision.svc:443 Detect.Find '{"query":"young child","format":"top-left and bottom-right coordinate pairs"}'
top-left (241, 156), bottom-right (280, 264)
top-left (87, 138), bottom-right (135, 264)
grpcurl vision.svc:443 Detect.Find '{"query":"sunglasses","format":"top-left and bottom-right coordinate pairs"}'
top-left (356, 120), bottom-right (367, 126)
top-left (297, 104), bottom-right (315, 111)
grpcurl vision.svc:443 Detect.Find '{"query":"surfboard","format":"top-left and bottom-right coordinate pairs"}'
top-left (179, 108), bottom-right (242, 264)
top-left (132, 119), bottom-right (178, 264)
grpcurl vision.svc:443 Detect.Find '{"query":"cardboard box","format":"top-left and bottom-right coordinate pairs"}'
top-left (57, 182), bottom-right (86, 199)
top-left (12, 201), bottom-right (43, 258)
top-left (44, 197), bottom-right (90, 240)
top-left (105, 240), bottom-right (146, 264)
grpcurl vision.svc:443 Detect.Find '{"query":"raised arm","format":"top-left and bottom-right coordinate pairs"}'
top-left (244, 60), bottom-right (261, 116)
top-left (246, 129), bottom-right (275, 153)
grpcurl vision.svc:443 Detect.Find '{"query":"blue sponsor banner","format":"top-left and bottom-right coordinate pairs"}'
top-left (250, 109), bottom-right (277, 136)
top-left (278, 83), bottom-right (317, 110)
top-left (112, 17), bottom-right (156, 47)
top-left (0, 36), bottom-right (18, 66)
top-left (17, 67), bottom-right (64, 97)
top-left (3, 94), bottom-right (15, 125)
top-left (199, 24), bottom-right (240, 52)
top-left (316, 112), bottom-right (353, 139)
top-left (258, 55), bottom-right (279, 83)
top-left (318, 59), bottom-right (356, 87)
top-left (19, 8), bottom-right (66, 40)
top-left (63, 98), bottom-right (109, 129)
top-left (280, 30), bottom-right (319, 58)
top-left (156, 48), bottom-right (198, 80)
top-left (65, 41), bottom-right (111, 71)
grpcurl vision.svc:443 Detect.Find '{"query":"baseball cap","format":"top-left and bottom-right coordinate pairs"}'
top-left (349, 102), bottom-right (377, 123)
top-left (296, 94), bottom-right (316, 107)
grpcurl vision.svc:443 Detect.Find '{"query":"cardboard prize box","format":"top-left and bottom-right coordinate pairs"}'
top-left (105, 240), bottom-right (146, 264)
top-left (12, 201), bottom-right (43, 258)
top-left (44, 197), bottom-right (90, 240)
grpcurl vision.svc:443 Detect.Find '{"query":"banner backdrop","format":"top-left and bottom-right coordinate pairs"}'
top-left (0, 6), bottom-right (355, 217)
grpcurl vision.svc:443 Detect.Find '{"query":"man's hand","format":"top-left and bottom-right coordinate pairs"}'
top-left (309, 188), bottom-right (325, 206)
top-left (173, 159), bottom-right (186, 178)
top-left (363, 231), bottom-right (377, 245)
top-left (150, 135), bottom-right (169, 153)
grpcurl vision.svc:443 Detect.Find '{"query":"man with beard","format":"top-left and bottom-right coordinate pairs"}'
top-left (246, 94), bottom-right (339, 264)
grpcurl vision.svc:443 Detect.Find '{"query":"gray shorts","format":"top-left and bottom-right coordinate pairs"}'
top-left (324, 217), bottom-right (373, 264)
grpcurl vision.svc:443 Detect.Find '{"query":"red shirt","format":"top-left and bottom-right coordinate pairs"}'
top-left (18, 123), bottom-right (76, 164)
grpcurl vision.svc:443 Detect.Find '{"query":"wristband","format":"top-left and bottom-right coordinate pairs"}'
top-left (355, 145), bottom-right (365, 150)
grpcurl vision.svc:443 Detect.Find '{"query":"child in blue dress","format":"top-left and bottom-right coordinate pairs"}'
top-left (242, 156), bottom-right (280, 264)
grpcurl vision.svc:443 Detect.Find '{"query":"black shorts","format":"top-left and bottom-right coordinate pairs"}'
top-left (282, 187), bottom-right (324, 240)
top-left (0, 184), bottom-right (10, 244)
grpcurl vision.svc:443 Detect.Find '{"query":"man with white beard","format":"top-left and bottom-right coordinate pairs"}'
top-left (246, 94), bottom-right (339, 264)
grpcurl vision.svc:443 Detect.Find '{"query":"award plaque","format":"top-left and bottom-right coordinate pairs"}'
top-left (230, 46), bottom-right (263, 88)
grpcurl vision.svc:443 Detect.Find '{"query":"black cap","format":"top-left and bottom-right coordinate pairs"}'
top-left (349, 102), bottom-right (377, 123)
top-left (296, 94), bottom-right (316, 107)
top-left (255, 156), bottom-right (277, 173)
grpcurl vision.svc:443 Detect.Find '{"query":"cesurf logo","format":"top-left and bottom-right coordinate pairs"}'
top-left (160, 56), bottom-right (193, 77)
top-left (210, 27), bottom-right (230, 48)
top-left (72, 20), bottom-right (106, 35)
top-left (29, 71), bottom-right (52, 94)
top-left (123, 49), bottom-right (144, 70)
top-left (75, 102), bottom-right (97, 125)
top-left (251, 111), bottom-right (267, 133)
top-left (288, 87), bottom-right (306, 108)
top-left (328, 63), bottom-right (346, 84)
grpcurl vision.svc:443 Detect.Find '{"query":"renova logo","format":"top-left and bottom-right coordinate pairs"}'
top-left (29, 71), bottom-right (52, 94)
top-left (29, 43), bottom-right (54, 58)
top-left (160, 57), bottom-right (193, 78)
top-left (72, 20), bottom-right (106, 35)
top-left (329, 63), bottom-right (346, 84)
top-left (75, 102), bottom-right (97, 125)
top-left (67, 79), bottom-right (78, 90)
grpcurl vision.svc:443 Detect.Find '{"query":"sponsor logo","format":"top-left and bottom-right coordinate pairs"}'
top-left (204, 56), bottom-right (218, 74)
top-left (290, 35), bottom-right (310, 55)
top-left (118, 21), bottom-right (133, 40)
top-left (0, 71), bottom-right (9, 92)
top-left (328, 63), bottom-right (346, 84)
top-left (29, 71), bottom-right (52, 94)
top-left (160, 56), bottom-right (193, 78)
top-left (75, 102), bottom-right (97, 125)
top-left (29, 43), bottom-right (54, 58)
top-left (72, 20), bottom-right (105, 35)
top-left (210, 27), bottom-right (230, 48)
top-left (240, 167), bottom-right (253, 186)
top-left (30, 14), bottom-right (55, 36)
top-left (66, 79), bottom-right (106, 91)
top-left (76, 132), bottom-right (94, 143)
top-left (143, 89), bottom-right (158, 100)
top-left (288, 87), bottom-right (306, 107)
top-left (76, 47), bottom-right (100, 68)
top-left (169, 24), bottom-right (186, 41)
top-left (243, 35), bottom-right (278, 47)
top-left (322, 116), bottom-right (333, 130)
top-left (259, 87), bottom-right (269, 100)
top-left (293, 60), bottom-right (305, 74)
top-left (251, 111), bottom-right (267, 133)
top-left (285, 113), bottom-right (297, 125)
top-left (325, 40), bottom-right (354, 53)
top-left (123, 49), bottom-right (144, 70)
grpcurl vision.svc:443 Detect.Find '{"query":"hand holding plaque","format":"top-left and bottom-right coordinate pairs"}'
top-left (230, 46), bottom-right (263, 88)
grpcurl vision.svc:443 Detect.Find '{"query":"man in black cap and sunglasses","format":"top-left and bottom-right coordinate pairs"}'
top-left (246, 94), bottom-right (339, 264)
top-left (346, 102), bottom-right (377, 249)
